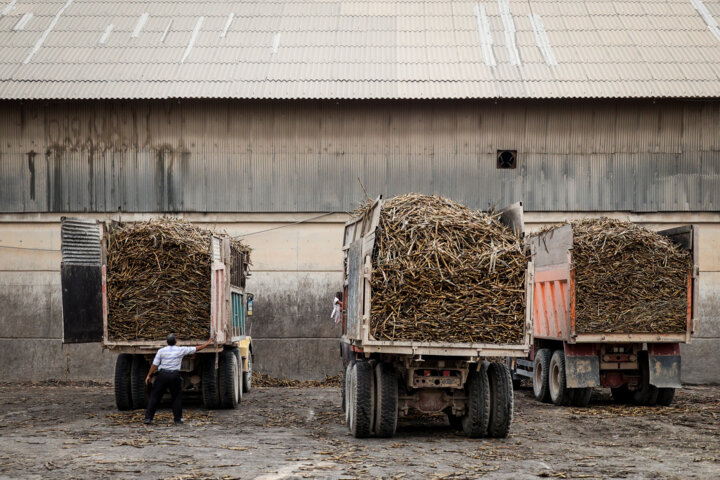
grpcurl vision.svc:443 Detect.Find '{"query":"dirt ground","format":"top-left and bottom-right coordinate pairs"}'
top-left (0, 382), bottom-right (718, 480)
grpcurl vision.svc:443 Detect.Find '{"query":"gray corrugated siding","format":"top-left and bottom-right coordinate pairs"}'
top-left (0, 99), bottom-right (718, 213)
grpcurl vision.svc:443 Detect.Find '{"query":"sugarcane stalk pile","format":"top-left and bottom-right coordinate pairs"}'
top-left (366, 194), bottom-right (526, 344)
top-left (568, 218), bottom-right (691, 334)
top-left (107, 219), bottom-right (249, 341)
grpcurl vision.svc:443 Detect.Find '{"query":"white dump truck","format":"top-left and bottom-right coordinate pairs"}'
top-left (339, 199), bottom-right (532, 438)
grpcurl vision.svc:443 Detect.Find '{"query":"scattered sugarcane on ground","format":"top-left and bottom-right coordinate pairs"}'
top-left (251, 372), bottom-right (342, 388)
top-left (537, 218), bottom-right (691, 334)
top-left (106, 219), bottom-right (250, 341)
top-left (2, 382), bottom-right (719, 479)
top-left (362, 194), bottom-right (526, 344)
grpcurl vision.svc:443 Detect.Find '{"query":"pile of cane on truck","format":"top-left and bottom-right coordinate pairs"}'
top-left (106, 219), bottom-right (250, 341)
top-left (361, 193), bottom-right (526, 344)
top-left (565, 218), bottom-right (691, 334)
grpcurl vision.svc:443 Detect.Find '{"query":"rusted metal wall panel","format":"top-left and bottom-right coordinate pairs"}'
top-left (0, 98), bottom-right (718, 213)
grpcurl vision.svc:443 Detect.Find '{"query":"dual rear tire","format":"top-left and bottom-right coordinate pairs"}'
top-left (343, 361), bottom-right (513, 439)
top-left (344, 361), bottom-right (399, 438)
top-left (114, 354), bottom-right (150, 410)
top-left (204, 350), bottom-right (242, 409)
top-left (534, 349), bottom-right (592, 407)
top-left (114, 349), bottom-right (245, 411)
top-left (461, 362), bottom-right (514, 438)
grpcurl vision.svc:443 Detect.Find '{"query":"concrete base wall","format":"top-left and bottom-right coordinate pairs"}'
top-left (0, 211), bottom-right (719, 383)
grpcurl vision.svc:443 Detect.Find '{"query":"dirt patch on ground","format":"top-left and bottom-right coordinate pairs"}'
top-left (0, 382), bottom-right (718, 479)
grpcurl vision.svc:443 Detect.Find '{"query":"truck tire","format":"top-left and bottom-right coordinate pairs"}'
top-left (202, 355), bottom-right (221, 409)
top-left (549, 350), bottom-right (571, 406)
top-left (114, 354), bottom-right (133, 411)
top-left (242, 353), bottom-right (252, 394)
top-left (634, 385), bottom-right (659, 406)
top-left (130, 355), bottom-right (150, 409)
top-left (569, 388), bottom-right (592, 407)
top-left (656, 388), bottom-right (675, 406)
top-left (348, 361), bottom-right (374, 438)
top-left (533, 348), bottom-right (551, 403)
top-left (446, 413), bottom-right (463, 431)
top-left (345, 363), bottom-right (355, 425)
top-left (611, 385), bottom-right (633, 403)
top-left (487, 362), bottom-right (513, 438)
top-left (232, 350), bottom-right (244, 403)
top-left (462, 365), bottom-right (490, 438)
top-left (341, 364), bottom-right (347, 413)
top-left (633, 351), bottom-right (658, 406)
top-left (219, 350), bottom-right (240, 409)
top-left (374, 362), bottom-right (398, 438)
top-left (505, 358), bottom-right (522, 390)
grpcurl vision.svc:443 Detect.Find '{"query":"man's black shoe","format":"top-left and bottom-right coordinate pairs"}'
top-left (143, 419), bottom-right (152, 425)
top-left (174, 419), bottom-right (184, 425)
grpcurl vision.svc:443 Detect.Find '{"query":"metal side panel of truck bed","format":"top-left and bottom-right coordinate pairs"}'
top-left (341, 198), bottom-right (532, 358)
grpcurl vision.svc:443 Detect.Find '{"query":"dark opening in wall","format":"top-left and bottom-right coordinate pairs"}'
top-left (497, 150), bottom-right (517, 169)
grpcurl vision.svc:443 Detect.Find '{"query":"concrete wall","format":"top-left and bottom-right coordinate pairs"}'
top-left (1, 211), bottom-right (719, 383)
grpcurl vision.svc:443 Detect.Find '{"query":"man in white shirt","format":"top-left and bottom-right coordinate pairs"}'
top-left (143, 333), bottom-right (214, 425)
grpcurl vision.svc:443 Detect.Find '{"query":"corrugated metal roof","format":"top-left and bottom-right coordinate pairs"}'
top-left (1, 0), bottom-right (720, 99)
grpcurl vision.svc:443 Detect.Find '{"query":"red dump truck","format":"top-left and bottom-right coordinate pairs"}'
top-left (340, 199), bottom-right (531, 438)
top-left (511, 224), bottom-right (698, 407)
top-left (60, 217), bottom-right (254, 410)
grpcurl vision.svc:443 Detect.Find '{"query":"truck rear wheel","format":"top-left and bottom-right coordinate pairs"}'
top-left (462, 365), bottom-right (490, 438)
top-left (487, 362), bottom-right (513, 438)
top-left (446, 413), bottom-right (463, 431)
top-left (569, 388), bottom-right (592, 407)
top-left (656, 388), bottom-right (675, 406)
top-left (219, 350), bottom-right (240, 409)
top-left (343, 362), bottom-right (356, 420)
top-left (348, 361), bottom-right (374, 438)
top-left (611, 385), bottom-right (633, 403)
top-left (533, 348), bottom-right (551, 403)
top-left (341, 364), bottom-right (347, 413)
top-left (549, 350), bottom-right (571, 406)
top-left (374, 362), bottom-right (398, 438)
top-left (633, 351), bottom-right (658, 406)
top-left (242, 353), bottom-right (252, 393)
top-left (344, 363), bottom-right (354, 425)
top-left (114, 354), bottom-right (133, 411)
top-left (232, 350), bottom-right (245, 402)
top-left (130, 355), bottom-right (150, 409)
top-left (202, 355), bottom-right (221, 409)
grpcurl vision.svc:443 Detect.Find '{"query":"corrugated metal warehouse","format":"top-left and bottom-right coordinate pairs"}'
top-left (0, 0), bottom-right (719, 383)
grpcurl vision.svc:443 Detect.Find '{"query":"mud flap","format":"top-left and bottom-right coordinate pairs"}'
top-left (648, 355), bottom-right (682, 388)
top-left (565, 356), bottom-right (600, 388)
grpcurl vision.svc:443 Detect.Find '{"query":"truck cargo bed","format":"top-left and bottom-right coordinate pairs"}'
top-left (529, 223), bottom-right (698, 344)
top-left (341, 198), bottom-right (531, 358)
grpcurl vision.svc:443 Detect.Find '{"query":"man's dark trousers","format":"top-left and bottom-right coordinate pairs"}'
top-left (145, 371), bottom-right (183, 422)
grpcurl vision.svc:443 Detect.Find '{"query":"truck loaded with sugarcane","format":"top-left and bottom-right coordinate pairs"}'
top-left (510, 219), bottom-right (698, 407)
top-left (60, 217), bottom-right (255, 410)
top-left (340, 194), bottom-right (532, 438)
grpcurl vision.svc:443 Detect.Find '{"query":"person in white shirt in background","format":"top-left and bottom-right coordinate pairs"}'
top-left (331, 291), bottom-right (344, 324)
top-left (143, 333), bottom-right (214, 425)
